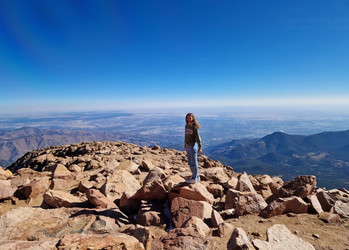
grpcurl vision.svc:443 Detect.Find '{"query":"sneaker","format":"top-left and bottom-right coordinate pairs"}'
top-left (185, 179), bottom-right (197, 184)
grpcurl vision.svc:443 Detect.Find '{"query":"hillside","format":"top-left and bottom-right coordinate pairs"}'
top-left (0, 141), bottom-right (349, 249)
top-left (207, 130), bottom-right (349, 189)
top-left (0, 127), bottom-right (130, 167)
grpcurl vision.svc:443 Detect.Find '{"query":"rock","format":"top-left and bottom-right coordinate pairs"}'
top-left (9, 176), bottom-right (30, 188)
top-left (119, 224), bottom-right (155, 250)
top-left (141, 160), bottom-right (156, 171)
top-left (262, 196), bottom-right (308, 218)
top-left (181, 216), bottom-right (210, 236)
top-left (211, 209), bottom-right (224, 228)
top-left (119, 191), bottom-right (141, 214)
top-left (0, 167), bottom-right (12, 180)
top-left (0, 240), bottom-right (59, 249)
top-left (101, 170), bottom-right (141, 201)
top-left (50, 178), bottom-right (72, 191)
top-left (162, 174), bottom-right (186, 192)
top-left (200, 167), bottom-right (230, 183)
top-left (58, 232), bottom-right (145, 250)
top-left (252, 224), bottom-right (315, 250)
top-left (43, 190), bottom-right (86, 208)
top-left (0, 180), bottom-right (17, 200)
top-left (170, 182), bottom-right (215, 204)
top-left (218, 222), bottom-right (235, 238)
top-left (267, 175), bottom-right (317, 203)
top-left (161, 228), bottom-right (212, 250)
top-left (51, 163), bottom-right (72, 178)
top-left (85, 188), bottom-right (117, 208)
top-left (308, 194), bottom-right (324, 214)
top-left (207, 183), bottom-right (224, 198)
top-left (18, 178), bottom-right (51, 199)
top-left (225, 189), bottom-right (267, 216)
top-left (318, 212), bottom-right (341, 224)
top-left (171, 197), bottom-right (212, 228)
top-left (236, 172), bottom-right (257, 193)
top-left (117, 160), bottom-right (139, 172)
top-left (0, 207), bottom-right (100, 240)
top-left (332, 200), bottom-right (349, 218)
top-left (227, 227), bottom-right (254, 250)
top-left (133, 167), bottom-right (167, 200)
top-left (224, 176), bottom-right (239, 190)
top-left (137, 202), bottom-right (167, 229)
top-left (88, 215), bottom-right (119, 234)
top-left (316, 191), bottom-right (336, 212)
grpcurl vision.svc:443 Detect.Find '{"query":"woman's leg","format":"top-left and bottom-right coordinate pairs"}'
top-left (186, 144), bottom-right (199, 181)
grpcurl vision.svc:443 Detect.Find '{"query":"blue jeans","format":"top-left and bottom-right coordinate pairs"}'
top-left (186, 143), bottom-right (200, 181)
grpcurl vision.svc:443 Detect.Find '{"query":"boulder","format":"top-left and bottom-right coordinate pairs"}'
top-left (141, 160), bottom-right (156, 171)
top-left (0, 240), bottom-right (59, 249)
top-left (119, 224), bottom-right (155, 250)
top-left (225, 189), bottom-right (267, 216)
top-left (332, 200), bottom-right (349, 218)
top-left (43, 190), bottom-right (86, 208)
top-left (116, 160), bottom-right (139, 172)
top-left (307, 194), bottom-right (324, 214)
top-left (85, 188), bottom-right (117, 208)
top-left (267, 175), bottom-right (316, 203)
top-left (318, 212), bottom-right (341, 224)
top-left (119, 191), bottom-right (141, 214)
top-left (50, 178), bottom-right (72, 191)
top-left (58, 233), bottom-right (144, 250)
top-left (224, 176), bottom-right (239, 190)
top-left (0, 207), bottom-right (99, 240)
top-left (161, 228), bottom-right (212, 250)
top-left (262, 196), bottom-right (308, 218)
top-left (211, 209), bottom-right (224, 228)
top-left (218, 222), bottom-right (235, 238)
top-left (227, 227), bottom-right (254, 250)
top-left (18, 178), bottom-right (51, 199)
top-left (316, 191), bottom-right (335, 212)
top-left (171, 197), bottom-right (212, 228)
top-left (133, 167), bottom-right (167, 200)
top-left (170, 182), bottom-right (215, 204)
top-left (236, 172), bottom-right (256, 193)
top-left (207, 183), bottom-right (224, 198)
top-left (181, 216), bottom-right (210, 236)
top-left (100, 170), bottom-right (141, 201)
top-left (252, 224), bottom-right (315, 250)
top-left (162, 174), bottom-right (186, 192)
top-left (0, 180), bottom-right (17, 200)
top-left (200, 167), bottom-right (230, 183)
top-left (137, 202), bottom-right (167, 229)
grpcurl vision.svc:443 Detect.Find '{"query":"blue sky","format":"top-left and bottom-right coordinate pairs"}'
top-left (1, 0), bottom-right (349, 113)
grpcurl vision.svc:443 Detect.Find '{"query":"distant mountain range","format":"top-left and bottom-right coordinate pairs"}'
top-left (0, 127), bottom-right (128, 167)
top-left (1, 127), bottom-right (348, 189)
top-left (206, 130), bottom-right (349, 189)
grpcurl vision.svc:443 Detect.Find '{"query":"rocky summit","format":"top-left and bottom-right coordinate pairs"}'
top-left (0, 141), bottom-right (349, 249)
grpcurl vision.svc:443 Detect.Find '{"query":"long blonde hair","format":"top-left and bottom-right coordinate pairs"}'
top-left (186, 113), bottom-right (201, 129)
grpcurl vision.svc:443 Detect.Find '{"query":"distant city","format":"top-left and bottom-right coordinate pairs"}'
top-left (1, 107), bottom-right (349, 149)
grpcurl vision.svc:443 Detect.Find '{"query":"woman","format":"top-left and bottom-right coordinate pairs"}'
top-left (184, 113), bottom-right (202, 183)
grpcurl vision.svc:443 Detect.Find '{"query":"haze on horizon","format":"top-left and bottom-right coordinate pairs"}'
top-left (1, 1), bottom-right (349, 114)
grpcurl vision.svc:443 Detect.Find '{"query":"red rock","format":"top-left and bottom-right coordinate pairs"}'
top-left (44, 190), bottom-right (86, 208)
top-left (18, 178), bottom-right (51, 199)
top-left (225, 189), bottom-right (267, 216)
top-left (85, 188), bottom-right (117, 208)
top-left (58, 233), bottom-right (144, 249)
top-left (171, 197), bottom-right (212, 228)
top-left (161, 228), bottom-right (212, 249)
top-left (262, 196), bottom-right (308, 218)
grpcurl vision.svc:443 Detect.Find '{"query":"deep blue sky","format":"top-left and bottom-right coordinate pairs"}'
top-left (1, 0), bottom-right (349, 113)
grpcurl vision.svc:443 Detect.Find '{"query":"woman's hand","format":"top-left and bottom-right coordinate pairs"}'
top-left (198, 148), bottom-right (202, 154)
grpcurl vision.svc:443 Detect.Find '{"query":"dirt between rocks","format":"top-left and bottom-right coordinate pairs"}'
top-left (210, 213), bottom-right (349, 250)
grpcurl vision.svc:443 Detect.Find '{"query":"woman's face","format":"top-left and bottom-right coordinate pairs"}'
top-left (186, 114), bottom-right (193, 123)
